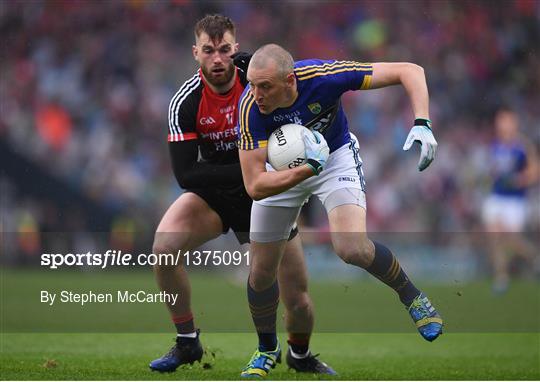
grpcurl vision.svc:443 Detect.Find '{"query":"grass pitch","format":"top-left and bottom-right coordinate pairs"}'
top-left (1, 332), bottom-right (538, 380)
top-left (1, 269), bottom-right (539, 379)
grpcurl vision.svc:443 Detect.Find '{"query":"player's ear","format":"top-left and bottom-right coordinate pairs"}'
top-left (285, 72), bottom-right (296, 87)
top-left (233, 42), bottom-right (239, 54)
top-left (192, 45), bottom-right (198, 61)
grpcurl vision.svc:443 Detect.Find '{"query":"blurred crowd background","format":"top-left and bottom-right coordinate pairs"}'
top-left (1, 1), bottom-right (539, 274)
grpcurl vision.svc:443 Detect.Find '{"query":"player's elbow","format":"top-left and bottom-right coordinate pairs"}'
top-left (246, 185), bottom-right (264, 201)
top-left (174, 173), bottom-right (190, 190)
top-left (242, 173), bottom-right (266, 200)
top-left (395, 63), bottom-right (426, 88)
top-left (251, 194), bottom-right (264, 202)
top-left (171, 162), bottom-right (191, 189)
top-left (413, 63), bottom-right (424, 72)
top-left (406, 63), bottom-right (425, 78)
top-left (245, 179), bottom-right (268, 201)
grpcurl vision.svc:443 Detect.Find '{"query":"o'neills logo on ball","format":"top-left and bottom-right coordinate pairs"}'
top-left (275, 128), bottom-right (287, 146)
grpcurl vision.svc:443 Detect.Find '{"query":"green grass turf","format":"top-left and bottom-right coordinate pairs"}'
top-left (1, 332), bottom-right (539, 380)
top-left (1, 269), bottom-right (539, 333)
top-left (1, 269), bottom-right (539, 379)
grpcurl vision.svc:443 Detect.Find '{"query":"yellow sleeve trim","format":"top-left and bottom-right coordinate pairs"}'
top-left (297, 66), bottom-right (371, 81)
top-left (360, 74), bottom-right (372, 90)
top-left (239, 92), bottom-right (256, 150)
top-left (295, 60), bottom-right (371, 76)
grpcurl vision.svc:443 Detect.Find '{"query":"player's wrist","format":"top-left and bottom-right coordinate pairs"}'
top-left (306, 159), bottom-right (322, 175)
top-left (414, 118), bottom-right (432, 130)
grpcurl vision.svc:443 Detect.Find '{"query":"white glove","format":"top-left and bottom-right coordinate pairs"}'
top-left (302, 130), bottom-right (330, 175)
top-left (403, 124), bottom-right (438, 171)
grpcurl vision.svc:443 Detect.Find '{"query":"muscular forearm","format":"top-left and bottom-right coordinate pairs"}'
top-left (400, 64), bottom-right (430, 120)
top-left (245, 165), bottom-right (314, 201)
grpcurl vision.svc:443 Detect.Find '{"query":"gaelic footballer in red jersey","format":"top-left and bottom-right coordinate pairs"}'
top-left (168, 67), bottom-right (245, 157)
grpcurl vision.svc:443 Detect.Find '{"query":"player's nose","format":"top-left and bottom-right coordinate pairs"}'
top-left (251, 87), bottom-right (261, 100)
top-left (212, 51), bottom-right (224, 64)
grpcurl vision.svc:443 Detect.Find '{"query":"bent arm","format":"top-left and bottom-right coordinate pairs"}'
top-left (239, 147), bottom-right (314, 201)
top-left (169, 141), bottom-right (243, 189)
top-left (370, 62), bottom-right (430, 120)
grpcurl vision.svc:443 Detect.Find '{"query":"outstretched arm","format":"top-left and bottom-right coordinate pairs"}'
top-left (370, 62), bottom-right (429, 119)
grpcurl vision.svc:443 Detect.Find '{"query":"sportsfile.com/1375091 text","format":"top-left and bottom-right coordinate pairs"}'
top-left (40, 250), bottom-right (250, 269)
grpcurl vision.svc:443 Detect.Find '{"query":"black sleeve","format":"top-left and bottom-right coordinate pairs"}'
top-left (169, 141), bottom-right (244, 189)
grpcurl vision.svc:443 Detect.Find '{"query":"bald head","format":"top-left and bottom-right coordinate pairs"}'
top-left (247, 44), bottom-right (297, 114)
top-left (250, 44), bottom-right (294, 79)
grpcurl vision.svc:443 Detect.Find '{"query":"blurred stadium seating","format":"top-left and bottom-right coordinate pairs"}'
top-left (1, 1), bottom-right (539, 275)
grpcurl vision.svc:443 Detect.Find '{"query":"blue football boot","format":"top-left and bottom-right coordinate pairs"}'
top-left (240, 342), bottom-right (281, 378)
top-left (407, 293), bottom-right (443, 341)
top-left (149, 330), bottom-right (203, 372)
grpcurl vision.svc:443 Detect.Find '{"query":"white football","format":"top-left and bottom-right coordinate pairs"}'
top-left (267, 123), bottom-right (309, 171)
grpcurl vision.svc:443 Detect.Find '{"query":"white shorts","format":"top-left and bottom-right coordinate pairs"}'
top-left (251, 134), bottom-right (367, 242)
top-left (482, 194), bottom-right (527, 232)
top-left (255, 134), bottom-right (367, 210)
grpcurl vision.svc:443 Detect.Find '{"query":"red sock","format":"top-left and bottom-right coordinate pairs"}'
top-left (172, 312), bottom-right (195, 334)
top-left (288, 333), bottom-right (310, 355)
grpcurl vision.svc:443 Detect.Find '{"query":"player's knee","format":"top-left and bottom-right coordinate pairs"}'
top-left (151, 240), bottom-right (184, 272)
top-left (337, 248), bottom-right (361, 266)
top-left (284, 292), bottom-right (311, 315)
top-left (336, 241), bottom-right (374, 268)
top-left (249, 268), bottom-right (277, 291)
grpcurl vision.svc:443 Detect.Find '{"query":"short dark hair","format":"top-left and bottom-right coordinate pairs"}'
top-left (194, 14), bottom-right (235, 42)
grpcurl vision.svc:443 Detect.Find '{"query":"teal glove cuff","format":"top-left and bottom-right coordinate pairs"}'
top-left (306, 159), bottom-right (322, 175)
top-left (414, 118), bottom-right (432, 130)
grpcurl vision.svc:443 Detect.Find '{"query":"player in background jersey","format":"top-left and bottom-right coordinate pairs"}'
top-left (482, 107), bottom-right (539, 294)
top-left (149, 16), bottom-right (334, 375)
top-left (237, 44), bottom-right (443, 378)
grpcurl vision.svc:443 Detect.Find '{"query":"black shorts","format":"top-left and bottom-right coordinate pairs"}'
top-left (188, 184), bottom-right (252, 244)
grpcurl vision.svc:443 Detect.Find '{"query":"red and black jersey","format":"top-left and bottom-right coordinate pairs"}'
top-left (166, 67), bottom-right (247, 191)
top-left (168, 67), bottom-right (247, 165)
